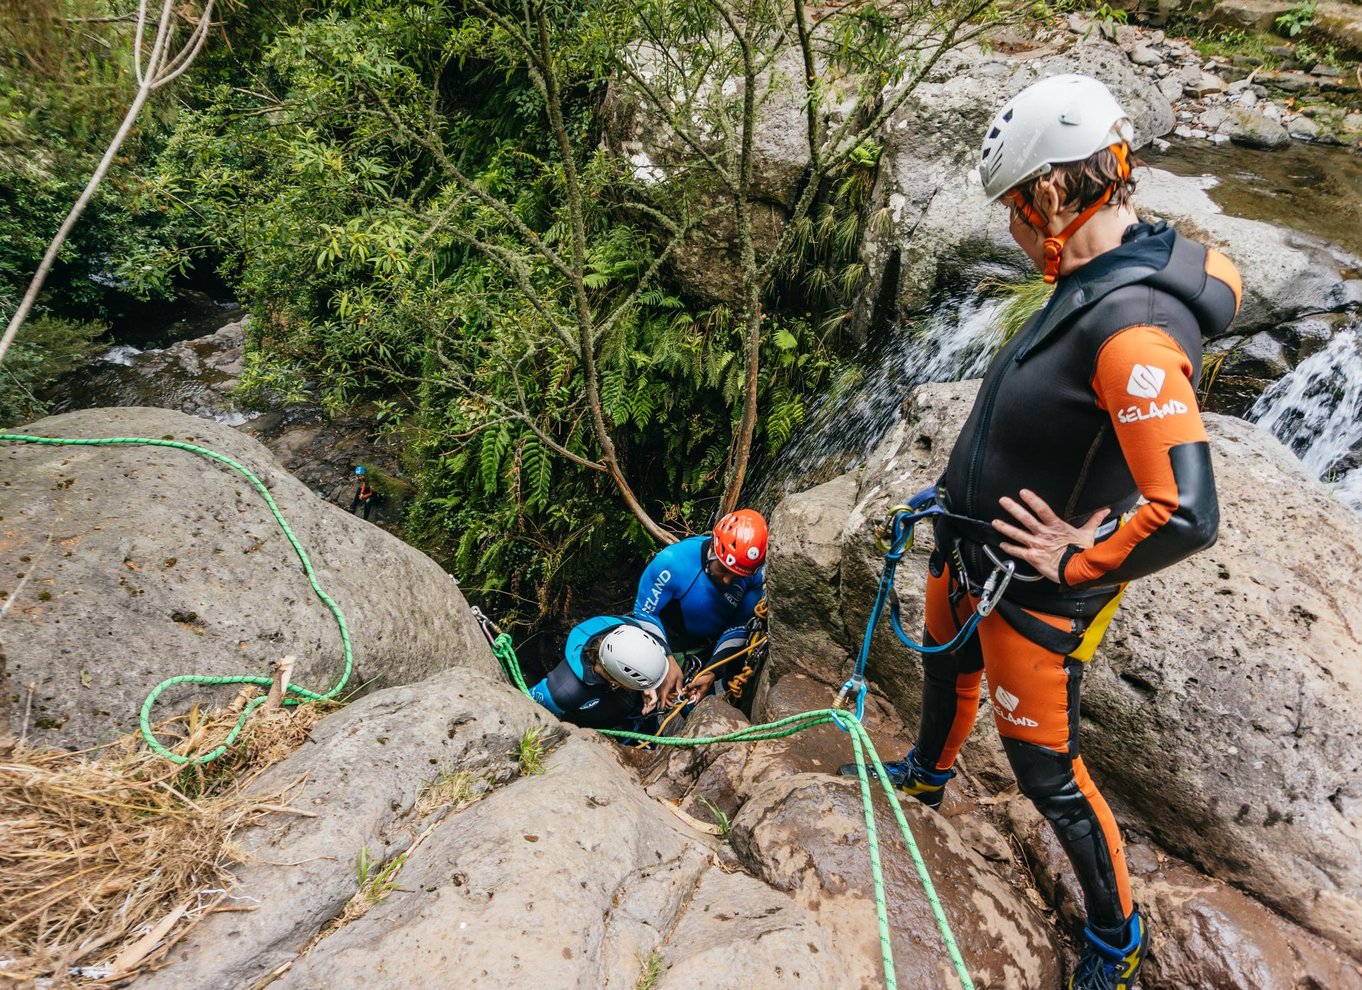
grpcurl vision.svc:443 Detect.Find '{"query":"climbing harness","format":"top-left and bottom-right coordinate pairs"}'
top-left (834, 486), bottom-right (1023, 722)
top-left (2, 432), bottom-right (355, 765)
top-left (645, 628), bottom-right (768, 742)
top-left (645, 600), bottom-right (771, 743)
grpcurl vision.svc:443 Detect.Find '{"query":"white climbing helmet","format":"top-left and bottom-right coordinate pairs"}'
top-left (977, 74), bottom-right (1135, 202)
top-left (597, 625), bottom-right (669, 691)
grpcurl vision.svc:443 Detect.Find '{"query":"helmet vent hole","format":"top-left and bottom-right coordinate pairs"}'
top-left (988, 127), bottom-right (999, 139)
top-left (1002, 109), bottom-right (1013, 122)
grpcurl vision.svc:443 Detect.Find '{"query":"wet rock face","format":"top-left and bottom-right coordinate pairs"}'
top-left (46, 319), bottom-right (252, 424)
top-left (1006, 795), bottom-right (1362, 989)
top-left (46, 316), bottom-right (406, 520)
top-left (2, 407), bottom-right (493, 749)
top-left (729, 773), bottom-right (1066, 990)
top-left (766, 380), bottom-right (1362, 961)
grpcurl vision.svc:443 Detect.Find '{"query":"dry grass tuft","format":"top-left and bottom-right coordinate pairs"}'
top-left (413, 768), bottom-right (479, 820)
top-left (0, 703), bottom-right (328, 986)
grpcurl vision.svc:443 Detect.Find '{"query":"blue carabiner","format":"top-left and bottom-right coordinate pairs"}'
top-left (831, 676), bottom-right (868, 732)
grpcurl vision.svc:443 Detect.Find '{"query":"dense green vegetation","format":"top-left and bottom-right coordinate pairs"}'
top-left (0, 1), bottom-right (172, 412)
top-left (1, 0), bottom-right (1002, 622)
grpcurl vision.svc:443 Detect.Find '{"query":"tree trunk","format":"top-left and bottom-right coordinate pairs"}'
top-left (0, 638), bottom-right (13, 754)
top-left (0, 81), bottom-right (154, 363)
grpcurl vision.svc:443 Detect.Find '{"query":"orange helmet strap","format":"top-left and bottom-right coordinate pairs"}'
top-left (1034, 143), bottom-right (1131, 284)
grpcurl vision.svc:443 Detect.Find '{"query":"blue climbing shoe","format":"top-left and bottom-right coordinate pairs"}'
top-left (1069, 911), bottom-right (1148, 990)
top-left (836, 749), bottom-right (955, 810)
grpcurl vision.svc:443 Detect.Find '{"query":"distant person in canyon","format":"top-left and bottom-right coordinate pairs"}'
top-left (349, 465), bottom-right (378, 520)
top-left (633, 509), bottom-right (767, 709)
top-left (840, 74), bottom-right (1241, 990)
top-left (527, 617), bottom-right (669, 733)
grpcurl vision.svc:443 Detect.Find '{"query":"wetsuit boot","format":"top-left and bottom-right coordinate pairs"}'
top-left (1069, 910), bottom-right (1148, 990)
top-left (837, 747), bottom-right (956, 810)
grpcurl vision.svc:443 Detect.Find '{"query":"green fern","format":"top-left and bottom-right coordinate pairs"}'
top-left (765, 389), bottom-right (806, 453)
top-left (601, 368), bottom-right (628, 425)
top-left (521, 437), bottom-right (552, 509)
top-left (479, 425), bottom-right (511, 495)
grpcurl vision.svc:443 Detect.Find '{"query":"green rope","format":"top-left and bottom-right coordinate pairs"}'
top-left (492, 632), bottom-right (529, 695)
top-left (2, 432), bottom-right (354, 765)
top-left (315, 493), bottom-right (974, 988)
top-left (602, 710), bottom-right (976, 990)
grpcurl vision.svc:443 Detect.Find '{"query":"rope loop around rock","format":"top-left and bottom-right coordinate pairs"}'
top-left (1, 432), bottom-right (354, 765)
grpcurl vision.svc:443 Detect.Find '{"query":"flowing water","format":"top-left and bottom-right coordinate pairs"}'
top-left (1249, 323), bottom-right (1362, 512)
top-left (1145, 139), bottom-right (1362, 261)
top-left (752, 269), bottom-right (1014, 509)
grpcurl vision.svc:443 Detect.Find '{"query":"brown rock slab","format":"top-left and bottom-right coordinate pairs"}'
top-left (730, 773), bottom-right (1066, 989)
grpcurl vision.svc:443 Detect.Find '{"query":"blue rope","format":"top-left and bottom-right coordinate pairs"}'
top-left (835, 488), bottom-right (987, 727)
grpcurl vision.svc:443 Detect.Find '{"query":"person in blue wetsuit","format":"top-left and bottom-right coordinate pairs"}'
top-left (634, 509), bottom-right (768, 705)
top-left (528, 617), bottom-right (670, 731)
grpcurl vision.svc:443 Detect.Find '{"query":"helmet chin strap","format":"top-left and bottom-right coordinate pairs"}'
top-left (1034, 143), bottom-right (1132, 284)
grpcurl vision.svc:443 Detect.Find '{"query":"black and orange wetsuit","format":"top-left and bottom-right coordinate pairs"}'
top-left (917, 221), bottom-right (1240, 943)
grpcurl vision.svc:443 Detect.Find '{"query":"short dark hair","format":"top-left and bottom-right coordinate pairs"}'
top-left (1012, 145), bottom-right (1141, 229)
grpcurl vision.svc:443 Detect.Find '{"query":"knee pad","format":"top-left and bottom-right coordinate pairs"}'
top-left (1005, 737), bottom-right (1091, 833)
top-left (1003, 737), bottom-right (1126, 931)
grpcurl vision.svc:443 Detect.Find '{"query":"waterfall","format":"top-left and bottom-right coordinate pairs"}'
top-left (1249, 325), bottom-right (1362, 514)
top-left (754, 285), bottom-right (1009, 507)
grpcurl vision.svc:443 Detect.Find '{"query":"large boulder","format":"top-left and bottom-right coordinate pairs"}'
top-left (130, 664), bottom-right (866, 990)
top-left (1, 407), bottom-right (493, 750)
top-left (765, 379), bottom-right (1362, 959)
top-left (647, 678), bottom-right (1070, 988)
top-left (730, 773), bottom-right (1067, 989)
top-left (860, 28), bottom-right (1177, 322)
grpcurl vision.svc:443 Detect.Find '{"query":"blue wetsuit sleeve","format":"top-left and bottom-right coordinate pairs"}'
top-left (528, 675), bottom-right (562, 715)
top-left (633, 548), bottom-right (680, 649)
top-left (706, 573), bottom-right (762, 663)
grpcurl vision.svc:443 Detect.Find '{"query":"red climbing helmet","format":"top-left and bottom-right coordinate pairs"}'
top-left (712, 509), bottom-right (768, 576)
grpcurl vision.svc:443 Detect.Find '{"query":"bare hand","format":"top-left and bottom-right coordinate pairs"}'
top-left (640, 688), bottom-right (659, 716)
top-left (657, 656), bottom-right (684, 708)
top-left (993, 489), bottom-right (1109, 583)
top-left (684, 672), bottom-right (716, 704)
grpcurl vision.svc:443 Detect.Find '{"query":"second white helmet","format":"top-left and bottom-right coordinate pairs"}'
top-left (598, 625), bottom-right (669, 691)
top-left (978, 74), bottom-right (1135, 202)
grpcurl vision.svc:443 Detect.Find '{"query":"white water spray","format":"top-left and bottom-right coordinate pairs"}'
top-left (99, 344), bottom-right (149, 366)
top-left (1249, 325), bottom-right (1362, 514)
top-left (755, 287), bottom-right (1008, 504)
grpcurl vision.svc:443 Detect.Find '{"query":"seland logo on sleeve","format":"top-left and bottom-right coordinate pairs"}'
top-left (1119, 363), bottom-right (1187, 424)
top-left (1126, 363), bottom-right (1165, 399)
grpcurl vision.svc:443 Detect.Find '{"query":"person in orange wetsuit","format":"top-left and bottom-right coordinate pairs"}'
top-left (841, 75), bottom-right (1241, 990)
